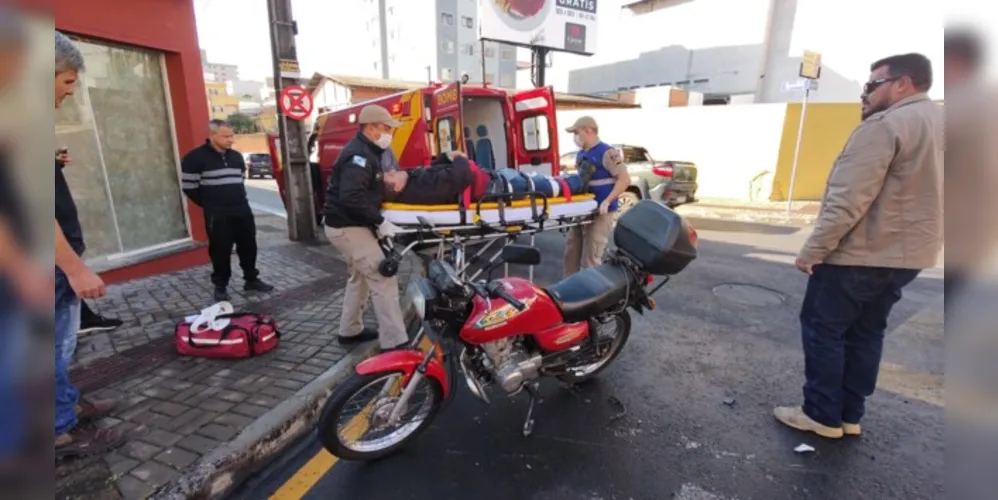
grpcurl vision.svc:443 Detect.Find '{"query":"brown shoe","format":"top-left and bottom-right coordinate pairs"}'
top-left (75, 396), bottom-right (117, 422)
top-left (55, 426), bottom-right (126, 460)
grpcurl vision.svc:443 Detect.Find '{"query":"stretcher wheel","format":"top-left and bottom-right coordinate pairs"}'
top-left (379, 256), bottom-right (400, 277)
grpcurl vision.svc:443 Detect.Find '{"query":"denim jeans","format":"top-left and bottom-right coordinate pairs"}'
top-left (55, 269), bottom-right (80, 436)
top-left (0, 296), bottom-right (27, 456)
top-left (799, 264), bottom-right (920, 427)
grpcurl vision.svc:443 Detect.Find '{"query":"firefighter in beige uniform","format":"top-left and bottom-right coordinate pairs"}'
top-left (563, 116), bottom-right (631, 276)
top-left (322, 105), bottom-right (408, 351)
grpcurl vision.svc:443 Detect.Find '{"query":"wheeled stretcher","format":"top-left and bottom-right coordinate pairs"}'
top-left (377, 192), bottom-right (598, 282)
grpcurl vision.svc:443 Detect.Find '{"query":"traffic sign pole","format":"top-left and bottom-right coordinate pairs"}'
top-left (267, 0), bottom-right (316, 242)
top-left (786, 86), bottom-right (810, 216)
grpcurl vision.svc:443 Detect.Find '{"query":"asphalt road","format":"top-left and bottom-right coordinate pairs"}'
top-left (238, 181), bottom-right (945, 500)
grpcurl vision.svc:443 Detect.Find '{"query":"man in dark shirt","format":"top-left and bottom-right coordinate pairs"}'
top-left (182, 119), bottom-right (274, 301)
top-left (52, 31), bottom-right (124, 458)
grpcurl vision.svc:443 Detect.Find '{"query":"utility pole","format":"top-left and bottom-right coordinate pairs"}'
top-left (531, 46), bottom-right (549, 88)
top-left (267, 0), bottom-right (316, 242)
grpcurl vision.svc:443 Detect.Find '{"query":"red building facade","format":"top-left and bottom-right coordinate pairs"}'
top-left (46, 0), bottom-right (211, 284)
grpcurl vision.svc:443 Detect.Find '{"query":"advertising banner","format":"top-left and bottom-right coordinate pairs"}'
top-left (479, 0), bottom-right (599, 55)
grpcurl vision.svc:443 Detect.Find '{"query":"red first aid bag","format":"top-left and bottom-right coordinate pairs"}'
top-left (175, 312), bottom-right (280, 359)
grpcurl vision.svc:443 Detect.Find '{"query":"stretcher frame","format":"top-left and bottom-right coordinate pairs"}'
top-left (383, 191), bottom-right (596, 282)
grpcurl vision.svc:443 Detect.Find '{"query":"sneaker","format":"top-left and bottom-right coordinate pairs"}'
top-left (244, 279), bottom-right (275, 293)
top-left (843, 422), bottom-right (862, 436)
top-left (214, 287), bottom-right (231, 302)
top-left (75, 396), bottom-right (117, 423)
top-left (773, 406), bottom-right (843, 439)
top-left (337, 328), bottom-right (379, 345)
top-left (55, 426), bottom-right (126, 460)
top-left (79, 314), bottom-right (123, 335)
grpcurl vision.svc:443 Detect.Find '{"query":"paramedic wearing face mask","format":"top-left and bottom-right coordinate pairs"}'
top-left (323, 104), bottom-right (409, 351)
top-left (563, 116), bottom-right (630, 276)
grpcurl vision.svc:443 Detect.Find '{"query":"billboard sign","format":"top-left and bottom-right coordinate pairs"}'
top-left (479, 0), bottom-right (599, 55)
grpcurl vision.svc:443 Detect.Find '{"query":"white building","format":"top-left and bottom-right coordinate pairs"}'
top-left (359, 0), bottom-right (518, 87)
top-left (564, 0), bottom-right (945, 104)
top-left (200, 49), bottom-right (240, 83)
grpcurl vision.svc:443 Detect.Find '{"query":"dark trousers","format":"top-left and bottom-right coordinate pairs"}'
top-left (205, 212), bottom-right (259, 288)
top-left (800, 264), bottom-right (920, 427)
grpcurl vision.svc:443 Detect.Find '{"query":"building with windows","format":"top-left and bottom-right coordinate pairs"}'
top-left (567, 0), bottom-right (944, 104)
top-left (43, 0), bottom-right (212, 284)
top-left (361, 0), bottom-right (518, 88)
top-left (200, 48), bottom-right (240, 83)
top-left (205, 81), bottom-right (240, 120)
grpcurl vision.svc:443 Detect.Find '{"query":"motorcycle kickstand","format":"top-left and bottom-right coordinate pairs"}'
top-left (522, 382), bottom-right (540, 438)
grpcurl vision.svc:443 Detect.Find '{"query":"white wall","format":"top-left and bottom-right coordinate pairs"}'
top-left (550, 0), bottom-right (945, 103)
top-left (757, 0), bottom-right (945, 102)
top-left (555, 104), bottom-right (789, 200)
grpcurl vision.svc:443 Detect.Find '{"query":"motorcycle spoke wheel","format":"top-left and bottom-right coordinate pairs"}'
top-left (319, 372), bottom-right (442, 460)
top-left (558, 312), bottom-right (631, 384)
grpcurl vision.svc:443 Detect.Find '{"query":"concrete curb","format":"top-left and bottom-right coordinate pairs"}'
top-left (149, 341), bottom-right (379, 500)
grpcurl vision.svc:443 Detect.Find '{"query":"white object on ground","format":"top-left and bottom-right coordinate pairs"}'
top-left (794, 443), bottom-right (815, 453)
top-left (186, 301), bottom-right (234, 334)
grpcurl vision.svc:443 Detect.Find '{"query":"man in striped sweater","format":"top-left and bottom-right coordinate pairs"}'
top-left (182, 120), bottom-right (274, 301)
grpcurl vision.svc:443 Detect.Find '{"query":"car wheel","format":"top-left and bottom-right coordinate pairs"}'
top-left (613, 191), bottom-right (641, 222)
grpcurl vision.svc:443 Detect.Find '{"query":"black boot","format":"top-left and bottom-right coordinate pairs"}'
top-left (214, 286), bottom-right (231, 302)
top-left (336, 327), bottom-right (379, 345)
top-left (244, 279), bottom-right (275, 293)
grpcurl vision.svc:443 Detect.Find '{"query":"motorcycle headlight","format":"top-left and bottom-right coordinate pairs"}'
top-left (404, 279), bottom-right (428, 320)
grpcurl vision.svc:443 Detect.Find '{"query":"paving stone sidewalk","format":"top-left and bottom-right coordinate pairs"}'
top-left (55, 213), bottom-right (416, 500)
top-left (675, 198), bottom-right (819, 226)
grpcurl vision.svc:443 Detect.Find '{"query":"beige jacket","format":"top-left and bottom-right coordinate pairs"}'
top-left (799, 93), bottom-right (944, 270)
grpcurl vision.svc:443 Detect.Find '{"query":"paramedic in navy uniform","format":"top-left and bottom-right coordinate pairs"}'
top-left (563, 116), bottom-right (631, 276)
top-left (182, 120), bottom-right (274, 302)
top-left (323, 104), bottom-right (409, 352)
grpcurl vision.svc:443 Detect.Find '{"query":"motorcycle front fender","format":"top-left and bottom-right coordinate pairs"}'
top-left (355, 349), bottom-right (451, 398)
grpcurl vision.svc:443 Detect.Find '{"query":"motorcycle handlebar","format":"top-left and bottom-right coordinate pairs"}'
top-left (485, 281), bottom-right (526, 311)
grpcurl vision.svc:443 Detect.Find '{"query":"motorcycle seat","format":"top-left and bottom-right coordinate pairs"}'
top-left (544, 264), bottom-right (632, 324)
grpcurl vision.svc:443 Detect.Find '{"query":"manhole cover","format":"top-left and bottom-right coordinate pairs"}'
top-left (712, 283), bottom-right (785, 306)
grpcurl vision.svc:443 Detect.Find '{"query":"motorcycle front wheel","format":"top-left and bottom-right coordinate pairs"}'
top-left (317, 371), bottom-right (443, 461)
top-left (557, 310), bottom-right (631, 385)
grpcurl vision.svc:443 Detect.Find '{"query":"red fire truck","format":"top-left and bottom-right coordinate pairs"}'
top-left (268, 82), bottom-right (562, 212)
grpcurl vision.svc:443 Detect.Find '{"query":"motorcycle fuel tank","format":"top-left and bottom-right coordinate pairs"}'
top-left (460, 277), bottom-right (563, 345)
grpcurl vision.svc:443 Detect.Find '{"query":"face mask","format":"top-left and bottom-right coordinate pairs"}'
top-left (573, 133), bottom-right (584, 148)
top-left (375, 132), bottom-right (393, 149)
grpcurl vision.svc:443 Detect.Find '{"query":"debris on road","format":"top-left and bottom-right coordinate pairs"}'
top-left (794, 443), bottom-right (815, 453)
top-left (607, 396), bottom-right (627, 421)
top-left (722, 397), bottom-right (736, 406)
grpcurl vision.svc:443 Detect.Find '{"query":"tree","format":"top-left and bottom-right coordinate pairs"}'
top-left (227, 113), bottom-right (258, 134)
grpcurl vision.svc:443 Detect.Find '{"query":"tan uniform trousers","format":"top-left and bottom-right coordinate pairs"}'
top-left (563, 212), bottom-right (614, 277)
top-left (325, 226), bottom-right (408, 349)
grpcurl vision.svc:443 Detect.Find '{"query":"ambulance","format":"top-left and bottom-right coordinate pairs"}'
top-left (268, 82), bottom-right (563, 211)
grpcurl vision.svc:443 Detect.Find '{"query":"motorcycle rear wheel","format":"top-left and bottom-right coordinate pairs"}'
top-left (317, 371), bottom-right (443, 461)
top-left (557, 311), bottom-right (631, 385)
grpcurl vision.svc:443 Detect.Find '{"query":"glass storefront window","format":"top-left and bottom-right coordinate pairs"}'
top-left (55, 38), bottom-right (190, 263)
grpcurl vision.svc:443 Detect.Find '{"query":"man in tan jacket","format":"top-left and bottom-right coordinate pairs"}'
top-left (774, 53), bottom-right (944, 439)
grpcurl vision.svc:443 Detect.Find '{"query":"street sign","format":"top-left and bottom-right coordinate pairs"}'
top-left (279, 58), bottom-right (301, 79)
top-left (278, 85), bottom-right (313, 121)
top-left (799, 50), bottom-right (822, 79)
top-left (781, 78), bottom-right (819, 92)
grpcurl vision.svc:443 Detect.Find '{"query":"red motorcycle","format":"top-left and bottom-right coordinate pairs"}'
top-left (317, 200), bottom-right (698, 461)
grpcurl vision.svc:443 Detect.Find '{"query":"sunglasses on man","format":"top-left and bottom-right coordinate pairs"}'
top-left (863, 77), bottom-right (900, 95)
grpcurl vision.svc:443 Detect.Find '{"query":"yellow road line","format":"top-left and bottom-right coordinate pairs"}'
top-left (270, 338), bottom-right (436, 498)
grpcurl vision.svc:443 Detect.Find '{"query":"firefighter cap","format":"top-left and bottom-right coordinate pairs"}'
top-left (358, 104), bottom-right (402, 128)
top-left (566, 115), bottom-right (598, 133)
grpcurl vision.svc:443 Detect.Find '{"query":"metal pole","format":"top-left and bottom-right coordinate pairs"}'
top-left (786, 86), bottom-right (809, 215)
top-left (267, 0), bottom-right (316, 242)
top-left (531, 47), bottom-right (549, 88)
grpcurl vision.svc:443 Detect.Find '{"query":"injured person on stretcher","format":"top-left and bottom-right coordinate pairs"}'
top-left (382, 151), bottom-right (595, 206)
top-left (378, 151), bottom-right (600, 227)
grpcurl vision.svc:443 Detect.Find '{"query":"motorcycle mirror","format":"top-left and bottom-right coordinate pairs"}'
top-left (500, 244), bottom-right (541, 266)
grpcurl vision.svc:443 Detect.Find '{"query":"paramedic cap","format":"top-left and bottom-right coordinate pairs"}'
top-left (565, 115), bottom-right (598, 133)
top-left (359, 105), bottom-right (402, 128)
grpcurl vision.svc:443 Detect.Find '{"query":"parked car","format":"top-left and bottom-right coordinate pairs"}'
top-left (244, 153), bottom-right (273, 179)
top-left (559, 144), bottom-right (698, 217)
